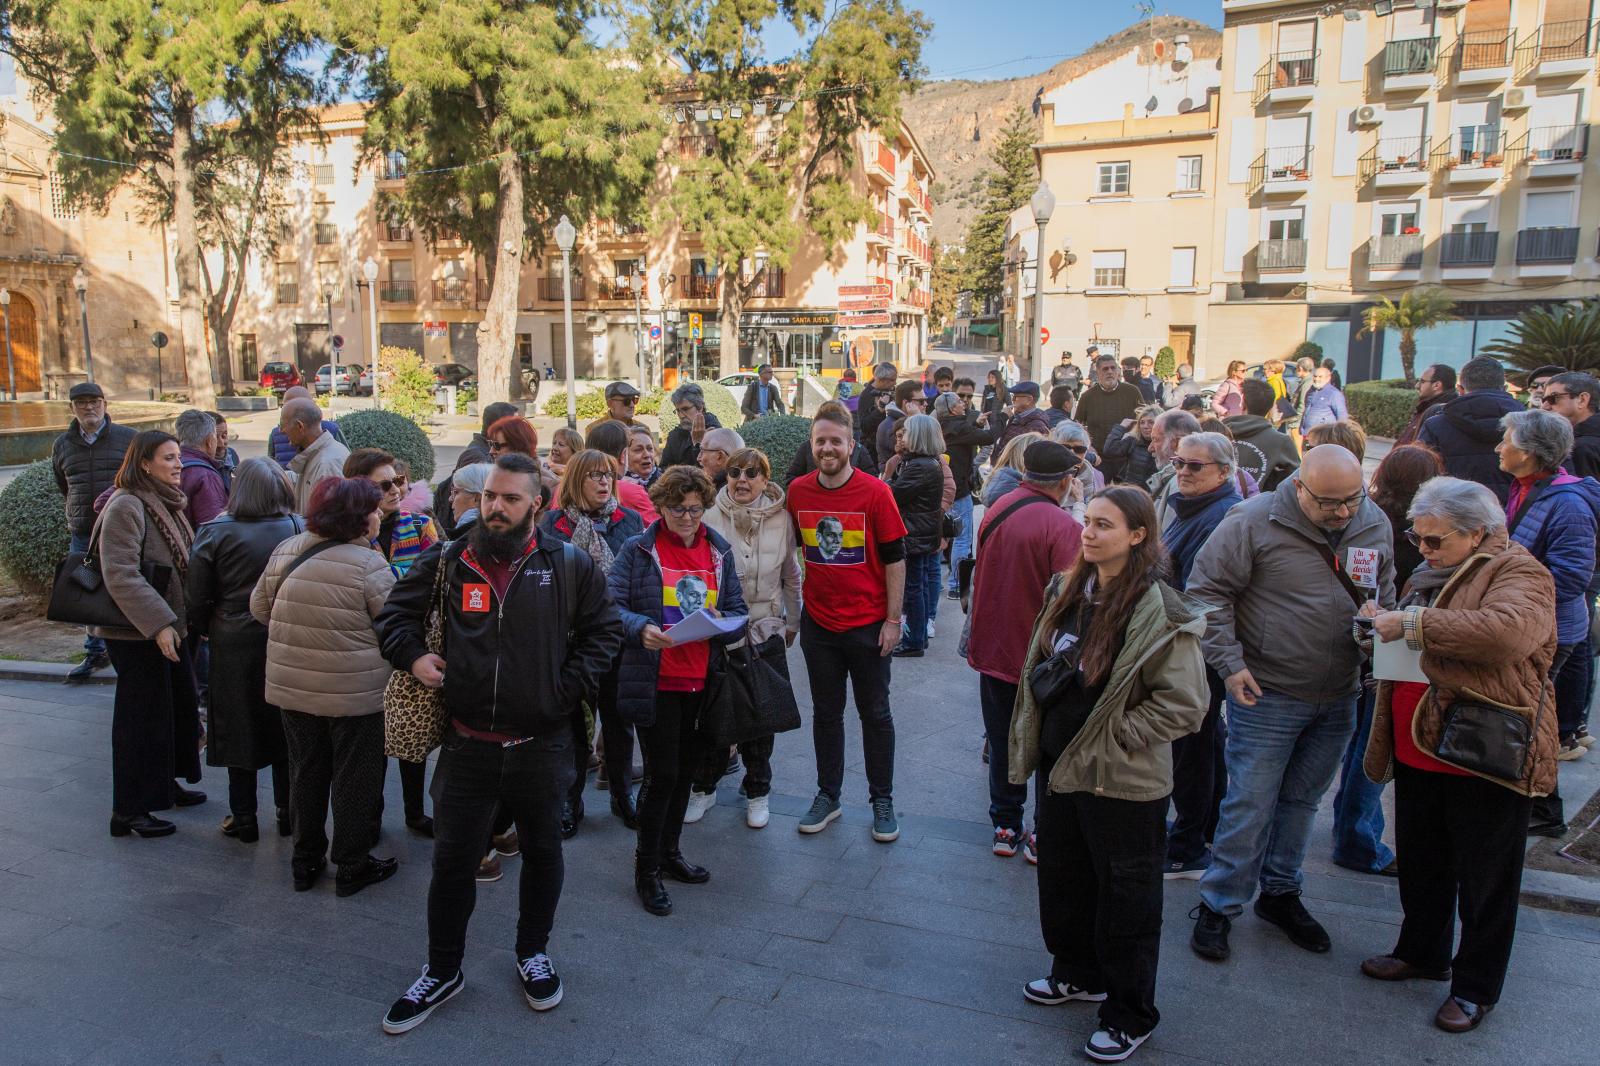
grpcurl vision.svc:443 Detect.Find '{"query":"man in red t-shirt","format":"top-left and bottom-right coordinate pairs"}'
top-left (786, 401), bottom-right (907, 843)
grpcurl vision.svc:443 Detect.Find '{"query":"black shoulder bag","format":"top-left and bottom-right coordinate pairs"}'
top-left (47, 511), bottom-right (170, 629)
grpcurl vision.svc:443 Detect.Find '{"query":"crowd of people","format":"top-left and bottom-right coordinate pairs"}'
top-left (44, 348), bottom-right (1597, 1059)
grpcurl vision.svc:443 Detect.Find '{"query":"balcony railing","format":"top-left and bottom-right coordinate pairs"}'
top-left (1537, 19), bottom-right (1598, 62)
top-left (538, 276), bottom-right (585, 302)
top-left (684, 275), bottom-right (719, 300)
top-left (380, 154), bottom-right (407, 181)
top-left (433, 279), bottom-right (470, 304)
top-left (312, 223), bottom-right (337, 246)
top-left (1517, 228), bottom-right (1580, 263)
top-left (1257, 237), bottom-right (1308, 271)
top-left (748, 268), bottom-right (786, 299)
top-left (877, 141), bottom-right (897, 176)
top-left (1440, 230), bottom-right (1499, 266)
top-left (1361, 136), bottom-right (1431, 181)
top-left (1249, 145), bottom-right (1313, 193)
top-left (875, 213), bottom-right (895, 240)
top-left (276, 283), bottom-right (298, 306)
top-left (1370, 233), bottom-right (1424, 268)
top-left (313, 163), bottom-right (335, 187)
top-left (1430, 128), bottom-right (1507, 172)
top-left (1515, 124), bottom-right (1590, 164)
top-left (380, 281), bottom-right (417, 304)
top-left (381, 222), bottom-right (413, 242)
top-left (1253, 50), bottom-right (1319, 105)
top-left (1383, 37), bottom-right (1440, 77)
top-left (1453, 28), bottom-right (1515, 71)
top-left (477, 277), bottom-right (492, 304)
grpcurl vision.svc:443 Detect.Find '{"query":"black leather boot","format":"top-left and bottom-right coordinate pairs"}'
top-left (634, 856), bottom-right (671, 916)
top-left (610, 791), bottom-right (639, 830)
top-left (221, 813), bottom-right (260, 843)
top-left (662, 851), bottom-right (711, 884)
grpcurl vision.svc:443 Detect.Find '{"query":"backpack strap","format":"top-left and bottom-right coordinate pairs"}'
top-left (977, 492), bottom-right (1058, 550)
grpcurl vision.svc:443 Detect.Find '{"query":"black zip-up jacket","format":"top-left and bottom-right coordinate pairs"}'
top-left (376, 530), bottom-right (623, 737)
top-left (52, 417), bottom-right (137, 536)
top-left (938, 411), bottom-right (995, 499)
top-left (889, 454), bottom-right (946, 556)
top-left (1569, 414), bottom-right (1600, 480)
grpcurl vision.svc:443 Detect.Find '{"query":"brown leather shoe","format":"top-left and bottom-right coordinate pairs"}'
top-left (1435, 996), bottom-right (1492, 1033)
top-left (1360, 955), bottom-right (1450, 982)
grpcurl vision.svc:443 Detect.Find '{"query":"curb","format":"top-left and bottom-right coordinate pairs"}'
top-left (0, 660), bottom-right (115, 685)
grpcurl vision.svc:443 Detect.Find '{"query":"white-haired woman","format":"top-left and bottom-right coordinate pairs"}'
top-left (889, 414), bottom-right (946, 657)
top-left (1360, 477), bottom-right (1558, 1034)
top-left (446, 462), bottom-right (493, 538)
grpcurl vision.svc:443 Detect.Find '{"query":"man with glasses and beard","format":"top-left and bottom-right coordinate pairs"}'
top-left (377, 454), bottom-right (622, 1035)
top-left (1185, 445), bottom-right (1396, 965)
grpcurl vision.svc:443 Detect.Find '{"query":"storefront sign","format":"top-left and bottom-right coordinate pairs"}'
top-left (740, 311), bottom-right (837, 327)
top-left (423, 321), bottom-right (447, 338)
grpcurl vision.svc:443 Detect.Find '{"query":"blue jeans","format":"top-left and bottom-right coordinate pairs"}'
top-left (901, 552), bottom-right (940, 651)
top-left (1330, 685), bottom-right (1394, 872)
top-left (1199, 689), bottom-right (1356, 917)
top-left (947, 494), bottom-right (974, 592)
top-left (70, 532), bottom-right (107, 658)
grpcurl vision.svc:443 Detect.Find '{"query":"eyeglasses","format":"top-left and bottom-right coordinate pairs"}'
top-left (1541, 390), bottom-right (1571, 405)
top-left (1065, 444), bottom-right (1089, 455)
top-left (583, 471), bottom-right (614, 484)
top-left (374, 476), bottom-right (407, 493)
top-left (955, 392), bottom-right (974, 402)
top-left (1171, 458), bottom-right (1219, 473)
top-left (615, 396), bottom-right (639, 406)
top-left (1405, 527), bottom-right (1467, 552)
top-left (1296, 482), bottom-right (1367, 511)
top-left (487, 439), bottom-right (509, 451)
top-left (728, 466), bottom-right (765, 481)
top-left (665, 505), bottom-right (705, 519)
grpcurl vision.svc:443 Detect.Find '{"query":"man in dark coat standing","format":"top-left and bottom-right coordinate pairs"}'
top-left (739, 363), bottom-right (786, 422)
top-left (1418, 357), bottom-right (1525, 503)
top-left (1393, 363), bottom-right (1457, 447)
top-left (51, 382), bottom-right (135, 681)
top-left (1543, 371), bottom-right (1600, 480)
top-left (995, 382), bottom-right (1053, 447)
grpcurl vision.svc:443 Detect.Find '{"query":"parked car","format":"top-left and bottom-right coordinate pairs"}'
top-left (433, 363), bottom-right (476, 389)
top-left (258, 361), bottom-right (303, 393)
top-left (717, 371), bottom-right (757, 410)
top-left (314, 363), bottom-right (357, 395)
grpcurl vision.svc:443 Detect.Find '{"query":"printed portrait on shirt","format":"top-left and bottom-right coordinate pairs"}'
top-left (662, 566), bottom-right (717, 624)
top-left (799, 511), bottom-right (866, 565)
top-left (674, 574), bottom-right (709, 615)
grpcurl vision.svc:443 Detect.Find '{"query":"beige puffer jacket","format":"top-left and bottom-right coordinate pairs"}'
top-left (704, 481), bottom-right (802, 645)
top-left (249, 531), bottom-right (396, 716)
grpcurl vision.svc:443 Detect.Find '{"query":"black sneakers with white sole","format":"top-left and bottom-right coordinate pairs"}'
top-left (1023, 976), bottom-right (1107, 1005)
top-left (382, 966), bottom-right (465, 1034)
top-left (518, 953), bottom-right (563, 1011)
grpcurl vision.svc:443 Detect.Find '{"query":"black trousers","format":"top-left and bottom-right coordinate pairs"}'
top-left (636, 690), bottom-right (711, 868)
top-left (692, 636), bottom-right (788, 799)
top-left (579, 666), bottom-right (634, 805)
top-left (227, 763), bottom-right (289, 817)
top-left (800, 614), bottom-right (895, 802)
top-left (1391, 763), bottom-right (1532, 1005)
top-left (428, 729), bottom-right (573, 976)
top-left (1167, 667), bottom-right (1227, 864)
top-left (978, 674), bottom-right (1028, 832)
top-left (105, 639), bottom-right (202, 815)
top-left (1036, 787), bottom-right (1167, 1038)
top-left (1533, 640), bottom-right (1583, 826)
top-left (280, 710), bottom-right (385, 872)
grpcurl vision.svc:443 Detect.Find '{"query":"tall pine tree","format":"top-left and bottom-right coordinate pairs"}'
top-left (961, 107), bottom-right (1037, 306)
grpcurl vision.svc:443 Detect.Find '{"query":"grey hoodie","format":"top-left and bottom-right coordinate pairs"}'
top-left (1186, 475), bottom-right (1396, 702)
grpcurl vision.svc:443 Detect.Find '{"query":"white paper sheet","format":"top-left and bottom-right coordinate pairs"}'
top-left (664, 608), bottom-right (748, 644)
top-left (1373, 635), bottom-right (1429, 684)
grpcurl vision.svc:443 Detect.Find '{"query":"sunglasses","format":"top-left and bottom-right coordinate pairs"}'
top-left (615, 395), bottom-right (639, 406)
top-left (665, 505), bottom-right (705, 519)
top-left (728, 466), bottom-right (765, 481)
top-left (1404, 527), bottom-right (1466, 551)
top-left (1066, 444), bottom-right (1089, 455)
top-left (1541, 391), bottom-right (1571, 405)
top-left (374, 476), bottom-right (407, 493)
top-left (1170, 458), bottom-right (1219, 473)
top-left (487, 439), bottom-right (510, 451)
top-left (955, 392), bottom-right (974, 401)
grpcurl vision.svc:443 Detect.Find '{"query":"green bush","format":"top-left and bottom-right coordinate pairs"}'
top-left (454, 384), bottom-right (478, 415)
top-left (1291, 341), bottom-right (1324, 365)
top-left (336, 408), bottom-right (437, 483)
top-left (1154, 346), bottom-right (1176, 380)
top-left (1345, 380), bottom-right (1416, 439)
top-left (741, 414), bottom-right (812, 486)
top-left (700, 382), bottom-right (740, 429)
top-left (379, 346), bottom-right (436, 424)
top-left (541, 385), bottom-right (665, 420)
top-left (0, 460), bottom-right (70, 595)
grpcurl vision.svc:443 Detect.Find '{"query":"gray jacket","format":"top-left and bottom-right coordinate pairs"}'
top-left (1186, 475), bottom-right (1396, 702)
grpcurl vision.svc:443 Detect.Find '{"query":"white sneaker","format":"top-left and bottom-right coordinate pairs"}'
top-left (746, 795), bottom-right (770, 829)
top-left (1085, 1026), bottom-right (1150, 1062)
top-left (927, 621), bottom-right (936, 639)
top-left (683, 790), bottom-right (715, 824)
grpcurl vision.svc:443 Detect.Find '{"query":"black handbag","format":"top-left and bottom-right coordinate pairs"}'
top-left (1433, 688), bottom-right (1541, 783)
top-left (45, 522), bottom-right (169, 629)
top-left (1026, 601), bottom-right (1085, 707)
top-left (704, 636), bottom-right (801, 747)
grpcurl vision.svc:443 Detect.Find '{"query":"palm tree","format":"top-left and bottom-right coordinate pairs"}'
top-left (1479, 300), bottom-right (1600, 377)
top-left (1359, 288), bottom-right (1458, 386)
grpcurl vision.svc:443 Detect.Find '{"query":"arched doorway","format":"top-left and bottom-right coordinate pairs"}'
top-left (0, 292), bottom-right (40, 394)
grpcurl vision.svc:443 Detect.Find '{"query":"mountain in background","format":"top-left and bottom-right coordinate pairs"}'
top-left (907, 15), bottom-right (1222, 241)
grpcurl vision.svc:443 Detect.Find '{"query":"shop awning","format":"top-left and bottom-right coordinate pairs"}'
top-left (967, 322), bottom-right (1001, 337)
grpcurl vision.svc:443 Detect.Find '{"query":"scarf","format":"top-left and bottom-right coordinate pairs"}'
top-left (1400, 560), bottom-right (1463, 608)
top-left (1162, 481), bottom-right (1241, 590)
top-left (624, 466), bottom-right (661, 490)
top-left (132, 484), bottom-right (195, 580)
top-left (569, 495), bottom-right (620, 572)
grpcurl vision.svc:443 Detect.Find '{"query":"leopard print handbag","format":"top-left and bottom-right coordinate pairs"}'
top-left (384, 543), bottom-right (452, 762)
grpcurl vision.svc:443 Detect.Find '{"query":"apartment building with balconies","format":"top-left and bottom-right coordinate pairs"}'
top-left (1210, 0), bottom-right (1600, 382)
top-left (226, 103), bottom-right (935, 386)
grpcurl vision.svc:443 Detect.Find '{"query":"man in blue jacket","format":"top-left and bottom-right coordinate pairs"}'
top-left (1419, 357), bottom-right (1524, 503)
top-left (267, 385), bottom-right (343, 468)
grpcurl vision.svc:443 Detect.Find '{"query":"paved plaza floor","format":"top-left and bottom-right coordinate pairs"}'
top-left (0, 613), bottom-right (1597, 1065)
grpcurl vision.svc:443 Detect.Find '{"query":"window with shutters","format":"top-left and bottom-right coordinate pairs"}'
top-left (1096, 162), bottom-right (1130, 195)
top-left (1169, 247), bottom-right (1197, 288)
top-left (1091, 250), bottom-right (1127, 289)
top-left (1175, 156), bottom-right (1202, 192)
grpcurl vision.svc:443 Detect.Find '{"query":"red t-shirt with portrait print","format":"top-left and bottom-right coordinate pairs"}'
top-left (656, 530), bottom-right (718, 692)
top-left (786, 467), bottom-right (908, 633)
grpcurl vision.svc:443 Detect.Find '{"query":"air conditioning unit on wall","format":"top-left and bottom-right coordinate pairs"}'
top-left (1436, 0), bottom-right (1468, 10)
top-left (1503, 88), bottom-right (1530, 111)
top-left (1355, 104), bottom-right (1385, 126)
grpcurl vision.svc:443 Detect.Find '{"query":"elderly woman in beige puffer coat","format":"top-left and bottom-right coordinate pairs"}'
top-left (251, 476), bottom-right (397, 898)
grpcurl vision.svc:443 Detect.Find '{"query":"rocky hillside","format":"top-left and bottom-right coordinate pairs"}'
top-left (908, 16), bottom-right (1221, 242)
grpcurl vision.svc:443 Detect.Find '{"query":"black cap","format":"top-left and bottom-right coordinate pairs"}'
top-left (1023, 440), bottom-right (1076, 482)
top-left (1011, 380), bottom-right (1040, 398)
top-left (69, 382), bottom-right (105, 401)
top-left (604, 381), bottom-right (641, 400)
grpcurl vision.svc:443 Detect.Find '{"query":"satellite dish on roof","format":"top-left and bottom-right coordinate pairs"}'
top-left (1145, 95), bottom-right (1159, 113)
top-left (1178, 97), bottom-right (1195, 112)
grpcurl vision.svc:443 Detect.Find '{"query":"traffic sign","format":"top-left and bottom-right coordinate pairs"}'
top-left (838, 298), bottom-right (889, 313)
top-left (649, 325), bottom-right (662, 340)
top-left (688, 312), bottom-right (702, 329)
top-left (839, 284), bottom-right (891, 298)
top-left (150, 331), bottom-right (168, 349)
top-left (331, 334), bottom-right (345, 353)
top-left (690, 325), bottom-right (703, 340)
top-left (839, 312), bottom-right (890, 327)
top-left (1040, 327), bottom-right (1050, 346)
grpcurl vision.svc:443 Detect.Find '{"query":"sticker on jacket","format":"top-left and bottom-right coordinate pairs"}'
top-left (462, 583), bottom-right (491, 612)
top-left (1347, 547), bottom-right (1379, 589)
top-left (798, 511), bottom-right (866, 565)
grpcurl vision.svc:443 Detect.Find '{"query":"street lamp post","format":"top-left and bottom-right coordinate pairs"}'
top-left (1029, 181), bottom-right (1055, 382)
top-left (0, 290), bottom-right (12, 401)
top-left (554, 214), bottom-right (578, 430)
top-left (630, 272), bottom-right (647, 392)
top-left (73, 267), bottom-right (94, 383)
top-left (362, 258), bottom-right (380, 408)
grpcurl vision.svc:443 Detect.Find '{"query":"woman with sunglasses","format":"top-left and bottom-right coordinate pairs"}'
top-left (486, 414), bottom-right (557, 495)
top-left (691, 447), bottom-right (802, 829)
top-left (542, 450), bottom-right (646, 830)
top-left (1011, 486), bottom-right (1208, 1063)
top-left (344, 448), bottom-right (441, 837)
top-left (608, 466), bottom-right (748, 915)
top-left (1358, 476), bottom-right (1558, 1035)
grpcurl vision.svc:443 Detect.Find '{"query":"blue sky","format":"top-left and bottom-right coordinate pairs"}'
top-left (751, 1), bottom-right (1222, 82)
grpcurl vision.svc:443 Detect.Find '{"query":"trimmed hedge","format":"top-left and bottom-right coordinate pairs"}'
top-left (740, 414), bottom-right (812, 486)
top-left (540, 381), bottom-right (741, 433)
top-left (336, 409), bottom-right (437, 483)
top-left (1345, 380), bottom-right (1415, 439)
top-left (0, 460), bottom-right (70, 595)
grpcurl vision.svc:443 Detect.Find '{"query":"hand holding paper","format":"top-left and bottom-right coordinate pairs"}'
top-left (665, 608), bottom-right (747, 644)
